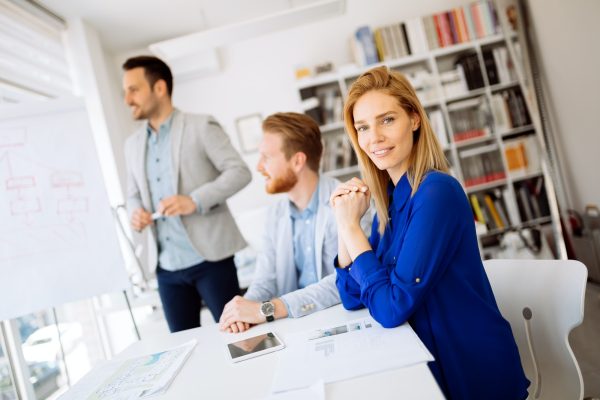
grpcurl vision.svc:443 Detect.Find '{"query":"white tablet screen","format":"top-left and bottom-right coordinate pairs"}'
top-left (227, 332), bottom-right (282, 360)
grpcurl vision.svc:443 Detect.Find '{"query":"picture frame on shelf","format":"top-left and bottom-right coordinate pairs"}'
top-left (235, 113), bottom-right (263, 154)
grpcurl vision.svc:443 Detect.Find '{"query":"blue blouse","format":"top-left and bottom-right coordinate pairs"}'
top-left (336, 171), bottom-right (529, 400)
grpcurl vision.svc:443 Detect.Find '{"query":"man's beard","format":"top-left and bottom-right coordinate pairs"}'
top-left (131, 100), bottom-right (158, 121)
top-left (264, 167), bottom-right (298, 194)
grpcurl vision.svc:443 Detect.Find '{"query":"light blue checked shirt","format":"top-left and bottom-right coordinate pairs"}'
top-left (145, 110), bottom-right (204, 271)
top-left (289, 184), bottom-right (320, 289)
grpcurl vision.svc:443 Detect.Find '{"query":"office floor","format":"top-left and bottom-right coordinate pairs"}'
top-left (571, 281), bottom-right (600, 399)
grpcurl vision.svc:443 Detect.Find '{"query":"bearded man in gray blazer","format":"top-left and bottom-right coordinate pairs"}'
top-left (122, 56), bottom-right (251, 332)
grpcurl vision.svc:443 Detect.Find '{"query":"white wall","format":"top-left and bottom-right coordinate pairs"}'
top-left (113, 0), bottom-right (470, 216)
top-left (65, 19), bottom-right (135, 206)
top-left (526, 0), bottom-right (600, 211)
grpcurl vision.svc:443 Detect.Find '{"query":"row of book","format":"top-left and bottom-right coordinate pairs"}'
top-left (504, 135), bottom-right (541, 177)
top-left (482, 45), bottom-right (517, 85)
top-left (300, 84), bottom-right (343, 127)
top-left (372, 23), bottom-right (411, 62)
top-left (424, 45), bottom-right (517, 101)
top-left (459, 144), bottom-right (506, 187)
top-left (515, 177), bottom-right (551, 222)
top-left (448, 97), bottom-right (492, 142)
top-left (425, 1), bottom-right (501, 49)
top-left (470, 178), bottom-right (552, 233)
top-left (490, 88), bottom-right (531, 131)
top-left (439, 53), bottom-right (485, 98)
top-left (455, 53), bottom-right (485, 91)
top-left (470, 188), bottom-right (516, 231)
top-left (321, 134), bottom-right (357, 172)
top-left (352, 1), bottom-right (501, 66)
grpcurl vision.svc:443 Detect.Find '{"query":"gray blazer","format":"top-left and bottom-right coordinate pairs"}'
top-left (125, 110), bottom-right (251, 271)
top-left (244, 176), bottom-right (341, 318)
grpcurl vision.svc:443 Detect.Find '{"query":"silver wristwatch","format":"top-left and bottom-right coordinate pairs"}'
top-left (260, 301), bottom-right (275, 322)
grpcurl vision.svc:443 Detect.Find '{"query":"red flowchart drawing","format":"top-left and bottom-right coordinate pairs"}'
top-left (10, 198), bottom-right (42, 215)
top-left (51, 171), bottom-right (84, 188)
top-left (0, 127), bottom-right (26, 149)
top-left (0, 127), bottom-right (93, 262)
top-left (5, 176), bottom-right (36, 190)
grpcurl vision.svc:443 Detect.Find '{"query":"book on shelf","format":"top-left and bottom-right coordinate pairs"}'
top-left (504, 135), bottom-right (541, 177)
top-left (434, 13), bottom-right (452, 47)
top-left (373, 23), bottom-right (411, 61)
top-left (490, 88), bottom-right (531, 130)
top-left (381, 26), bottom-right (396, 60)
top-left (447, 10), bottom-right (460, 44)
top-left (484, 193), bottom-right (505, 229)
top-left (322, 134), bottom-right (357, 172)
top-left (404, 17), bottom-right (428, 54)
top-left (492, 189), bottom-right (511, 226)
top-left (455, 53), bottom-right (485, 90)
top-left (422, 15), bottom-right (440, 50)
top-left (470, 189), bottom-right (512, 231)
top-left (502, 187), bottom-right (521, 225)
top-left (352, 26), bottom-right (380, 66)
top-left (448, 97), bottom-right (492, 142)
top-left (350, 0), bottom-right (503, 69)
top-left (431, 1), bottom-right (499, 49)
top-left (470, 194), bottom-right (486, 225)
top-left (407, 70), bottom-right (438, 102)
top-left (514, 177), bottom-right (550, 222)
top-left (459, 146), bottom-right (506, 187)
top-left (301, 85), bottom-right (343, 127)
top-left (482, 46), bottom-right (517, 86)
top-left (373, 28), bottom-right (387, 61)
top-left (395, 24), bottom-right (411, 57)
top-left (440, 68), bottom-right (468, 98)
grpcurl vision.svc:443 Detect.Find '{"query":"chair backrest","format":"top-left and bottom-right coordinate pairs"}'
top-left (483, 259), bottom-right (587, 400)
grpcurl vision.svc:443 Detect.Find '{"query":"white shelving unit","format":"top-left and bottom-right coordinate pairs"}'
top-left (294, 14), bottom-right (565, 259)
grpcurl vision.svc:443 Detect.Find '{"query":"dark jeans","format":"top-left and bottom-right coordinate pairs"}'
top-left (156, 256), bottom-right (240, 333)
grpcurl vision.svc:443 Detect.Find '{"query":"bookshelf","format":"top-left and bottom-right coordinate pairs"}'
top-left (294, 0), bottom-right (565, 259)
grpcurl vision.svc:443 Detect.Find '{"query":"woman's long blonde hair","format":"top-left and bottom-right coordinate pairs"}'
top-left (344, 66), bottom-right (449, 235)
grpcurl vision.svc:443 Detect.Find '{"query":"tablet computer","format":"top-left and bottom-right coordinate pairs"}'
top-left (226, 331), bottom-right (285, 363)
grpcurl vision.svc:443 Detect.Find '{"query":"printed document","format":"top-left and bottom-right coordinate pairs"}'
top-left (59, 340), bottom-right (196, 400)
top-left (271, 318), bottom-right (433, 393)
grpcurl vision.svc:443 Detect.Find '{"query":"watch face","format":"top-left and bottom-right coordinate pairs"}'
top-left (261, 301), bottom-right (275, 316)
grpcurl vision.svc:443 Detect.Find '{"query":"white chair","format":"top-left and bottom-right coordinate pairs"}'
top-left (483, 259), bottom-right (587, 400)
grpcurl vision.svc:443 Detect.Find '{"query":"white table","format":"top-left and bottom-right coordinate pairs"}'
top-left (65, 305), bottom-right (445, 399)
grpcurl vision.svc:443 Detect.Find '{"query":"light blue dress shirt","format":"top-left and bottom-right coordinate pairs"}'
top-left (289, 184), bottom-right (319, 289)
top-left (145, 110), bottom-right (205, 271)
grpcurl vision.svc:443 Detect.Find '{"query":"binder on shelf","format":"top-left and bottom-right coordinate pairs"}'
top-left (484, 193), bottom-right (504, 229)
top-left (517, 186), bottom-right (535, 221)
top-left (353, 26), bottom-right (379, 66)
top-left (493, 188), bottom-right (512, 226)
top-left (470, 194), bottom-right (486, 225)
top-left (504, 136), bottom-right (540, 177)
top-left (502, 187), bottom-right (521, 226)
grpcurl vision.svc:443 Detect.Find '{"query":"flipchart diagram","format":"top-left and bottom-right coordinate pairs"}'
top-left (0, 126), bottom-right (90, 261)
top-left (0, 99), bottom-right (128, 323)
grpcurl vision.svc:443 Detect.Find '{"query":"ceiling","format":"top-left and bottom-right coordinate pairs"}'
top-left (35, 0), bottom-right (317, 53)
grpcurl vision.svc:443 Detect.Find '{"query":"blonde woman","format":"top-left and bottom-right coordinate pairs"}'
top-left (330, 66), bottom-right (528, 400)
